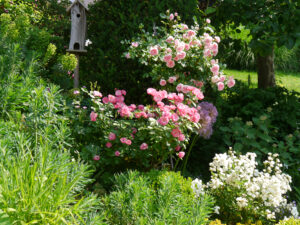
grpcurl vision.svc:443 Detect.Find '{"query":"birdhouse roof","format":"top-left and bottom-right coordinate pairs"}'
top-left (66, 0), bottom-right (89, 13)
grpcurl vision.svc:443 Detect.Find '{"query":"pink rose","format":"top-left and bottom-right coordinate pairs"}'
top-left (90, 111), bottom-right (98, 122)
top-left (174, 12), bottom-right (178, 17)
top-left (121, 90), bottom-right (127, 95)
top-left (187, 30), bottom-right (196, 37)
top-left (125, 53), bottom-right (130, 59)
top-left (158, 116), bottom-right (169, 126)
top-left (175, 146), bottom-right (181, 151)
top-left (132, 127), bottom-right (137, 134)
top-left (93, 91), bottom-right (102, 97)
top-left (106, 142), bottom-right (112, 148)
top-left (178, 134), bottom-right (185, 141)
top-left (166, 36), bottom-right (174, 43)
top-left (168, 76), bottom-right (177, 83)
top-left (171, 128), bottom-right (181, 138)
top-left (217, 82), bottom-right (225, 91)
top-left (176, 83), bottom-right (184, 92)
top-left (120, 137), bottom-right (127, 143)
top-left (166, 60), bottom-right (175, 68)
top-left (177, 51), bottom-right (186, 60)
top-left (102, 97), bottom-right (109, 104)
top-left (108, 132), bottom-right (116, 141)
top-left (163, 54), bottom-right (172, 62)
top-left (115, 90), bottom-right (122, 96)
top-left (125, 139), bottom-right (132, 145)
top-left (159, 79), bottom-right (167, 86)
top-left (115, 151), bottom-right (120, 157)
top-left (181, 24), bottom-right (188, 30)
top-left (215, 36), bottom-right (221, 43)
top-left (178, 151), bottom-right (185, 159)
top-left (131, 42), bottom-right (139, 47)
top-left (206, 18), bottom-right (211, 24)
top-left (169, 13), bottom-right (174, 20)
top-left (171, 113), bottom-right (179, 122)
top-left (93, 155), bottom-right (100, 161)
top-left (73, 90), bottom-right (80, 95)
top-left (150, 46), bottom-right (158, 56)
top-left (140, 143), bottom-right (148, 150)
top-left (138, 105), bottom-right (145, 111)
top-left (227, 78), bottom-right (235, 88)
top-left (211, 65), bottom-right (219, 76)
top-left (185, 44), bottom-right (190, 51)
top-left (219, 75), bottom-right (226, 82)
top-left (211, 76), bottom-right (219, 83)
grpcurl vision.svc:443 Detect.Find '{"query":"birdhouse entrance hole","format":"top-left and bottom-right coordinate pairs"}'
top-left (77, 13), bottom-right (81, 18)
top-left (74, 42), bottom-right (80, 50)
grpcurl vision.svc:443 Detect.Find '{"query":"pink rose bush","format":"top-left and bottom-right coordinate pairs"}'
top-left (73, 11), bottom-right (235, 170)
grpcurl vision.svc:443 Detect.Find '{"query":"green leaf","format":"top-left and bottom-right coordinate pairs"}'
top-left (205, 7), bottom-right (216, 15)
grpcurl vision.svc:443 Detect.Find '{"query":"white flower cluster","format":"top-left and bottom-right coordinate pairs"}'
top-left (191, 178), bottom-right (205, 197)
top-left (192, 149), bottom-right (295, 221)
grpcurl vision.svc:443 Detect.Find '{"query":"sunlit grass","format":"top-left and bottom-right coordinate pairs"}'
top-left (224, 69), bottom-right (300, 92)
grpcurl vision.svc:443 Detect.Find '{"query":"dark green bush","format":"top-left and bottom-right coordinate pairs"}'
top-left (101, 170), bottom-right (214, 225)
top-left (81, 0), bottom-right (201, 103)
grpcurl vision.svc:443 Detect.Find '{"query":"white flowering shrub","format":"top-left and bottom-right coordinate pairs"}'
top-left (192, 149), bottom-right (298, 224)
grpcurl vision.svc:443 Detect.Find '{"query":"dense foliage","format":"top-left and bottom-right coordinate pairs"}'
top-left (100, 170), bottom-right (214, 225)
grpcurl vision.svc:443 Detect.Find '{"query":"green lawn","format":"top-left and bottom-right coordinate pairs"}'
top-left (224, 69), bottom-right (300, 92)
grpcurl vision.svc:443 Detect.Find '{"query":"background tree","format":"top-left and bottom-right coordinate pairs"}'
top-left (210, 0), bottom-right (300, 88)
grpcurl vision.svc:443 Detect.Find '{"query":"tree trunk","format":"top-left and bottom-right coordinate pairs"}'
top-left (256, 48), bottom-right (276, 88)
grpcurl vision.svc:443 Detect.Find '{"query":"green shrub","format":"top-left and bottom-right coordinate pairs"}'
top-left (277, 218), bottom-right (300, 225)
top-left (101, 170), bottom-right (214, 225)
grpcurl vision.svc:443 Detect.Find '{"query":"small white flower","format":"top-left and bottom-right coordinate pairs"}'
top-left (85, 39), bottom-right (92, 46)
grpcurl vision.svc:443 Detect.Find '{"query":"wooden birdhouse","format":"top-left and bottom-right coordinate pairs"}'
top-left (67, 0), bottom-right (88, 53)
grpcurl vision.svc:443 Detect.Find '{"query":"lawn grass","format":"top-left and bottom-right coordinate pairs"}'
top-left (224, 69), bottom-right (300, 92)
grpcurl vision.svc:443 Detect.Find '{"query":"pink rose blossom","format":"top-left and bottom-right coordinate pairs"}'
top-left (206, 18), bottom-right (211, 24)
top-left (175, 146), bottom-right (181, 151)
top-left (187, 30), bottom-right (196, 37)
top-left (211, 76), bottom-right (219, 83)
top-left (217, 82), bottom-right (225, 91)
top-left (181, 24), bottom-right (188, 30)
top-left (160, 79), bottom-right (167, 86)
top-left (147, 88), bottom-right (157, 96)
top-left (169, 13), bottom-right (174, 20)
top-left (174, 12), bottom-right (178, 17)
top-left (227, 78), bottom-right (235, 88)
top-left (166, 36), bottom-right (174, 43)
top-left (108, 132), bottom-right (116, 141)
top-left (215, 36), bottom-right (221, 43)
top-left (204, 49), bottom-right (211, 57)
top-left (171, 113), bottom-right (179, 122)
top-left (73, 90), bottom-right (80, 95)
top-left (115, 151), bottom-right (120, 157)
top-left (177, 51), bottom-right (186, 60)
top-left (93, 91), bottom-right (102, 97)
top-left (131, 42), bottom-right (139, 47)
top-left (185, 44), bottom-right (190, 51)
top-left (176, 83), bottom-right (184, 92)
top-left (125, 139), bottom-right (132, 145)
top-left (140, 143), bottom-right (148, 150)
top-left (138, 105), bottom-right (145, 111)
top-left (90, 111), bottom-right (98, 122)
top-left (115, 90), bottom-right (122, 96)
top-left (178, 134), bottom-right (185, 141)
top-left (102, 97), bottom-right (109, 104)
top-left (150, 46), bottom-right (158, 56)
top-left (93, 155), bottom-right (100, 161)
top-left (219, 75), bottom-right (226, 82)
top-left (106, 142), bottom-right (112, 148)
top-left (178, 151), bottom-right (185, 159)
top-left (166, 60), bottom-right (175, 68)
top-left (125, 53), bottom-right (130, 59)
top-left (163, 54), bottom-right (172, 62)
top-left (108, 95), bottom-right (116, 104)
top-left (211, 64), bottom-right (219, 76)
top-left (171, 128), bottom-right (181, 138)
top-left (120, 137), bottom-right (127, 143)
top-left (121, 90), bottom-right (126, 95)
top-left (158, 116), bottom-right (169, 126)
top-left (132, 127), bottom-right (137, 134)
top-left (168, 76), bottom-right (177, 83)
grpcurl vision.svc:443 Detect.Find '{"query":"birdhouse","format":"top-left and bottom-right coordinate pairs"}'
top-left (67, 0), bottom-right (88, 53)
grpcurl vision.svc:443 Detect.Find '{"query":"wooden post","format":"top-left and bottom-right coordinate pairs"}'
top-left (74, 54), bottom-right (80, 88)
